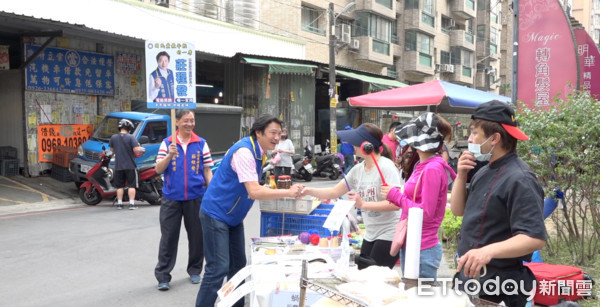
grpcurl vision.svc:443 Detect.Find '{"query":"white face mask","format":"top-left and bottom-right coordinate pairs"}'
top-left (468, 136), bottom-right (494, 162)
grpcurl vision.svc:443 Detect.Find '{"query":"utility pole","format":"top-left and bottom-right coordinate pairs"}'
top-left (511, 0), bottom-right (519, 105)
top-left (328, 2), bottom-right (337, 154)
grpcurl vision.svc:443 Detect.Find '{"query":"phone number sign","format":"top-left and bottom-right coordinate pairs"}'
top-left (38, 124), bottom-right (93, 162)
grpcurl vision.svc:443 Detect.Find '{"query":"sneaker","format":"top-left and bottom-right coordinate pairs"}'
top-left (190, 274), bottom-right (201, 284)
top-left (128, 204), bottom-right (137, 210)
top-left (157, 282), bottom-right (170, 291)
top-left (117, 204), bottom-right (123, 210)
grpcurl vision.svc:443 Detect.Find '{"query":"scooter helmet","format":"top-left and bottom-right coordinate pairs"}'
top-left (118, 119), bottom-right (134, 133)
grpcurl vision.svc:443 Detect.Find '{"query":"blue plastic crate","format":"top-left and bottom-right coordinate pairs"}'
top-left (260, 207), bottom-right (332, 237)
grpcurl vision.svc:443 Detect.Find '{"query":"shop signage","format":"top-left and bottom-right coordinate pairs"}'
top-left (517, 0), bottom-right (578, 110)
top-left (37, 124), bottom-right (93, 162)
top-left (25, 45), bottom-right (115, 96)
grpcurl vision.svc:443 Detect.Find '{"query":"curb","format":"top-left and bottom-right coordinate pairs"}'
top-left (0, 197), bottom-right (86, 217)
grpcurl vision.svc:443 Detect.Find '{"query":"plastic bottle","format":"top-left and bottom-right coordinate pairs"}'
top-left (269, 175), bottom-right (277, 189)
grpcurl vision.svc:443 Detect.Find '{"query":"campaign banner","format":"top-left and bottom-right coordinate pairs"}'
top-left (145, 41), bottom-right (196, 109)
top-left (574, 28), bottom-right (600, 100)
top-left (38, 124), bottom-right (93, 162)
top-left (517, 0), bottom-right (579, 110)
top-left (25, 45), bottom-right (115, 96)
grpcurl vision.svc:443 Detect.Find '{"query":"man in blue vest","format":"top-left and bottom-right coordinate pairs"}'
top-left (148, 51), bottom-right (174, 103)
top-left (196, 115), bottom-right (304, 307)
top-left (154, 109), bottom-right (213, 291)
top-left (340, 125), bottom-right (355, 173)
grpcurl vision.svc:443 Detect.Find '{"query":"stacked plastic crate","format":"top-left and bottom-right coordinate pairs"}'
top-left (260, 203), bottom-right (334, 237)
top-left (51, 146), bottom-right (77, 182)
top-left (0, 146), bottom-right (19, 177)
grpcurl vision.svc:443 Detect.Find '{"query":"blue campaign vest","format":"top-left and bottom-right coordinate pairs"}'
top-left (341, 141), bottom-right (354, 155)
top-left (161, 132), bottom-right (207, 201)
top-left (151, 68), bottom-right (174, 102)
top-left (201, 136), bottom-right (265, 227)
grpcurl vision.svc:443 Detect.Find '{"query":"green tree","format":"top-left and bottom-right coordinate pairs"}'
top-left (517, 90), bottom-right (600, 265)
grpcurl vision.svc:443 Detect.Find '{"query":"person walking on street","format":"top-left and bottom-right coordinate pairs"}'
top-left (450, 100), bottom-right (546, 306)
top-left (154, 109), bottom-right (214, 291)
top-left (109, 119), bottom-right (143, 210)
top-left (196, 115), bottom-right (304, 307)
top-left (273, 128), bottom-right (294, 181)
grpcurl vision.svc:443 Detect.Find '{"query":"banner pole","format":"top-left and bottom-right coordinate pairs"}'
top-left (171, 108), bottom-right (176, 157)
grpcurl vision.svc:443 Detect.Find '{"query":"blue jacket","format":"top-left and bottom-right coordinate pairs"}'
top-left (201, 136), bottom-right (264, 226)
top-left (162, 132), bottom-right (207, 201)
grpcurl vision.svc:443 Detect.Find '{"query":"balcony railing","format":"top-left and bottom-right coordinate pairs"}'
top-left (301, 24), bottom-right (326, 36)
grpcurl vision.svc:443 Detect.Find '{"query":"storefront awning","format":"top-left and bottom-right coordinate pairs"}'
top-left (336, 69), bottom-right (407, 91)
top-left (243, 57), bottom-right (317, 75)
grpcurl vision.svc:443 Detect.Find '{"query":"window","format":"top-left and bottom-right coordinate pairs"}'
top-left (405, 31), bottom-right (417, 51)
top-left (466, 0), bottom-right (475, 10)
top-left (477, 24), bottom-right (486, 41)
top-left (376, 0), bottom-right (393, 9)
top-left (301, 6), bottom-right (325, 36)
top-left (141, 121), bottom-right (168, 144)
top-left (405, 0), bottom-right (419, 10)
top-left (440, 51), bottom-right (451, 64)
top-left (490, 27), bottom-right (498, 54)
top-left (491, 3), bottom-right (500, 24)
top-left (477, 0), bottom-right (486, 11)
top-left (441, 15), bottom-right (454, 34)
top-left (422, 0), bottom-right (434, 26)
top-left (356, 12), bottom-right (392, 55)
top-left (450, 47), bottom-right (472, 76)
top-left (391, 20), bottom-right (398, 44)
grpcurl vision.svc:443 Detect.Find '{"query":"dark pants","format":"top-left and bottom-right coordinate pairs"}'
top-left (154, 197), bottom-right (203, 283)
top-left (360, 239), bottom-right (398, 269)
top-left (196, 210), bottom-right (246, 307)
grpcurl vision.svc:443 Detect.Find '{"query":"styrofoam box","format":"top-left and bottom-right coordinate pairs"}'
top-left (294, 196), bottom-right (316, 213)
top-left (277, 197), bottom-right (295, 212)
top-left (259, 199), bottom-right (277, 211)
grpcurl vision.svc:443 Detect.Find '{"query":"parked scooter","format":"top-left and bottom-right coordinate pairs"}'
top-left (290, 146), bottom-right (313, 182)
top-left (311, 141), bottom-right (341, 180)
top-left (78, 147), bottom-right (163, 206)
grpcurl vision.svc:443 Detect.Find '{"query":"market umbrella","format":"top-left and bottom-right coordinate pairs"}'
top-left (348, 80), bottom-right (512, 114)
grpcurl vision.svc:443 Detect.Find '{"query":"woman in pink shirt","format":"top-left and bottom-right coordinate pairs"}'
top-left (381, 112), bottom-right (456, 281)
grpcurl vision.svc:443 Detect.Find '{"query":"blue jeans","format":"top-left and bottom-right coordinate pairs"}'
top-left (196, 210), bottom-right (247, 307)
top-left (400, 242), bottom-right (442, 281)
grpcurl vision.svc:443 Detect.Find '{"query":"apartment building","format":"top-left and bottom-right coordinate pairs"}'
top-left (149, 0), bottom-right (502, 94)
top-left (571, 0), bottom-right (600, 44)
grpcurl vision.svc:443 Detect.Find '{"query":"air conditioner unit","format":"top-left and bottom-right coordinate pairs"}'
top-left (155, 0), bottom-right (169, 7)
top-left (340, 24), bottom-right (352, 44)
top-left (436, 64), bottom-right (455, 73)
top-left (350, 39), bottom-right (360, 50)
top-left (443, 64), bottom-right (455, 73)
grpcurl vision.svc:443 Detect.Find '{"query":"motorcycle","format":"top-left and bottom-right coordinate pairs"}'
top-left (310, 141), bottom-right (341, 180)
top-left (78, 147), bottom-right (163, 206)
top-left (290, 146), bottom-right (313, 182)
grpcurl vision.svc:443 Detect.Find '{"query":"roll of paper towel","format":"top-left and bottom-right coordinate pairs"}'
top-left (403, 207), bottom-right (423, 279)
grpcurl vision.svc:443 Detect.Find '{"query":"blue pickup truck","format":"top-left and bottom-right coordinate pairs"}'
top-left (69, 104), bottom-right (242, 188)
